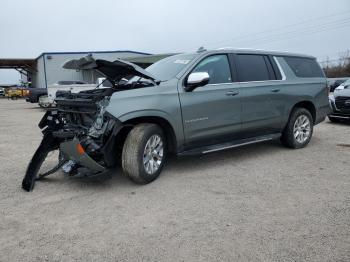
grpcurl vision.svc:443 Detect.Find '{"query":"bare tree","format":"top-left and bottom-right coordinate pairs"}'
top-left (323, 50), bottom-right (350, 78)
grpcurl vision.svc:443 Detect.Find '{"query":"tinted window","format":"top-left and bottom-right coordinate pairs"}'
top-left (192, 55), bottom-right (232, 84)
top-left (283, 57), bottom-right (324, 78)
top-left (236, 54), bottom-right (271, 82)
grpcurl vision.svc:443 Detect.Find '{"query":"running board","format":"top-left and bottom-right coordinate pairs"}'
top-left (178, 133), bottom-right (281, 156)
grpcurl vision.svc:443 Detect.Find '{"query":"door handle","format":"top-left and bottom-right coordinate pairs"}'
top-left (226, 90), bottom-right (239, 96)
top-left (271, 89), bottom-right (280, 93)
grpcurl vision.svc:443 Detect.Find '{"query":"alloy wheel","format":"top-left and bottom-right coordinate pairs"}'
top-left (293, 115), bottom-right (311, 143)
top-left (143, 134), bottom-right (164, 175)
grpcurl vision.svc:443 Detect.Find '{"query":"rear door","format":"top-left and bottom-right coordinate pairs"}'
top-left (178, 54), bottom-right (242, 148)
top-left (233, 53), bottom-right (285, 136)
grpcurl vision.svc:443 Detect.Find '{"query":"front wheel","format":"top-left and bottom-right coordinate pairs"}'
top-left (122, 123), bottom-right (166, 184)
top-left (281, 108), bottom-right (314, 149)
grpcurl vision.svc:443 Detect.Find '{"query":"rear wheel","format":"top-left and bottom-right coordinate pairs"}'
top-left (122, 123), bottom-right (166, 184)
top-left (281, 108), bottom-right (313, 149)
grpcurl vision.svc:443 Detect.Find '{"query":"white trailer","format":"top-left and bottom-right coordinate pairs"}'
top-left (39, 78), bottom-right (111, 107)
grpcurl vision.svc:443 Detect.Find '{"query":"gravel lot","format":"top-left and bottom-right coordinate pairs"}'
top-left (0, 99), bottom-right (349, 262)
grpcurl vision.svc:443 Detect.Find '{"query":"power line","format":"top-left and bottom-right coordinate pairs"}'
top-left (222, 18), bottom-right (350, 47)
top-left (237, 19), bottom-right (350, 47)
top-left (202, 10), bottom-right (350, 49)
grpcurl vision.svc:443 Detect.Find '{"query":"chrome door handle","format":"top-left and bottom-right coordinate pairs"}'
top-left (271, 89), bottom-right (280, 93)
top-left (226, 90), bottom-right (239, 96)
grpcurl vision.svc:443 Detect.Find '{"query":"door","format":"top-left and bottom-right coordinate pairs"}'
top-left (234, 54), bottom-right (284, 136)
top-left (178, 54), bottom-right (242, 148)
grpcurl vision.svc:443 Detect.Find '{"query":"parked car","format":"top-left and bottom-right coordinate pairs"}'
top-left (0, 87), bottom-right (4, 97)
top-left (334, 78), bottom-right (350, 92)
top-left (329, 79), bottom-right (350, 122)
top-left (26, 88), bottom-right (47, 104)
top-left (22, 49), bottom-right (329, 191)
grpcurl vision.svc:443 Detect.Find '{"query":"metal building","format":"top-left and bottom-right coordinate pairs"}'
top-left (0, 50), bottom-right (173, 88)
top-left (33, 50), bottom-right (153, 89)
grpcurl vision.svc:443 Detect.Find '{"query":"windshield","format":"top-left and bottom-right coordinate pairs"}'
top-left (343, 79), bottom-right (350, 85)
top-left (145, 53), bottom-right (197, 81)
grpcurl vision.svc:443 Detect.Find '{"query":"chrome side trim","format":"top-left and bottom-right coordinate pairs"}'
top-left (206, 82), bottom-right (236, 87)
top-left (202, 137), bottom-right (273, 154)
top-left (238, 79), bottom-right (286, 84)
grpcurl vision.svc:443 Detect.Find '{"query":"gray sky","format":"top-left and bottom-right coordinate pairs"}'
top-left (0, 0), bottom-right (349, 84)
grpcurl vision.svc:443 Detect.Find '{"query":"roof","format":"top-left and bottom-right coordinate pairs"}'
top-left (0, 58), bottom-right (37, 72)
top-left (211, 48), bottom-right (316, 59)
top-left (0, 50), bottom-right (153, 72)
top-left (36, 50), bottom-right (151, 60)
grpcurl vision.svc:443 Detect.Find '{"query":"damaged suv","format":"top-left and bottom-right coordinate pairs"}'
top-left (22, 49), bottom-right (329, 191)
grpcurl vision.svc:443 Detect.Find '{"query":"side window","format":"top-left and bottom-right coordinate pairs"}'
top-left (283, 57), bottom-right (324, 78)
top-left (192, 55), bottom-right (232, 84)
top-left (236, 54), bottom-right (271, 82)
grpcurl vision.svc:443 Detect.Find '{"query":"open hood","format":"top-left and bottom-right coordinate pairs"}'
top-left (62, 54), bottom-right (157, 82)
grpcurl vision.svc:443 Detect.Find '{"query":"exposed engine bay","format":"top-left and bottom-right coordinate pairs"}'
top-left (22, 56), bottom-right (158, 191)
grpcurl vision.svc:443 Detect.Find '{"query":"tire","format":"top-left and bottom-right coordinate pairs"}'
top-left (122, 123), bottom-right (166, 184)
top-left (281, 108), bottom-right (314, 149)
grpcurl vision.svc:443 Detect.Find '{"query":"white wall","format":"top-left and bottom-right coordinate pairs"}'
top-left (40, 52), bottom-right (147, 88)
top-left (34, 56), bottom-right (46, 89)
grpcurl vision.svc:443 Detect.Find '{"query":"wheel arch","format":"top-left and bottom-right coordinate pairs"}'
top-left (119, 116), bottom-right (178, 154)
top-left (291, 100), bottom-right (316, 123)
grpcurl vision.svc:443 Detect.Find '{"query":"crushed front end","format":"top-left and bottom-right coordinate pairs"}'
top-left (22, 88), bottom-right (123, 191)
top-left (22, 56), bottom-right (158, 191)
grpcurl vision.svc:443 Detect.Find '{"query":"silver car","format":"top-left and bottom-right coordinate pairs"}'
top-left (329, 79), bottom-right (350, 122)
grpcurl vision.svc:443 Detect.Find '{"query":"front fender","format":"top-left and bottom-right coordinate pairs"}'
top-left (106, 109), bottom-right (184, 150)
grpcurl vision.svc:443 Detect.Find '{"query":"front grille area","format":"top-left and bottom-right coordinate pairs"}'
top-left (335, 96), bottom-right (350, 112)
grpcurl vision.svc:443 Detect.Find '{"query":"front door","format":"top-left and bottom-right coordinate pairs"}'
top-left (178, 54), bottom-right (242, 148)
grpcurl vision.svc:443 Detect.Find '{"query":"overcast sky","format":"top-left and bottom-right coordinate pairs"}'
top-left (0, 0), bottom-right (349, 84)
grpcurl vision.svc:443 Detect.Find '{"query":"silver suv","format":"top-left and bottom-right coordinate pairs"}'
top-left (22, 49), bottom-right (330, 191)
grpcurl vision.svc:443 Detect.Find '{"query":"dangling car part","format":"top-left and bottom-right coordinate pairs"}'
top-left (22, 56), bottom-right (158, 191)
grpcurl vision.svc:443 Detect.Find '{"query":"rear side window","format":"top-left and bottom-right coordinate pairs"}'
top-left (283, 57), bottom-right (324, 78)
top-left (236, 54), bottom-right (272, 82)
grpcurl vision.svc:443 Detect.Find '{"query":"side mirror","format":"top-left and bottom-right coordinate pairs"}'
top-left (185, 72), bottom-right (210, 92)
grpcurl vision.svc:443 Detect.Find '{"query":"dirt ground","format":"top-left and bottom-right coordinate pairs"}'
top-left (0, 99), bottom-right (349, 262)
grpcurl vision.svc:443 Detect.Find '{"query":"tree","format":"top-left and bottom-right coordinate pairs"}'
top-left (323, 51), bottom-right (350, 78)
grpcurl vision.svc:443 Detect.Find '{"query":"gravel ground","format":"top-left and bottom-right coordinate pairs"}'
top-left (0, 99), bottom-right (349, 262)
